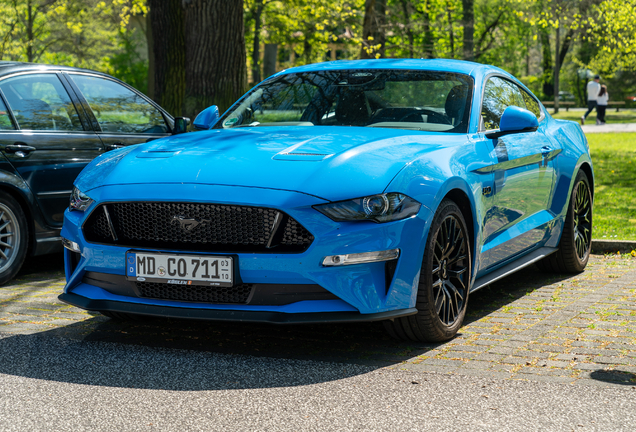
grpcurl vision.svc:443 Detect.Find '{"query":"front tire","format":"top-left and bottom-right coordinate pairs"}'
top-left (537, 170), bottom-right (592, 273)
top-left (384, 199), bottom-right (471, 342)
top-left (0, 191), bottom-right (28, 286)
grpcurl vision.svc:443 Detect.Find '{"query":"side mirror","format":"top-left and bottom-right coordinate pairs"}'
top-left (173, 117), bottom-right (190, 135)
top-left (485, 106), bottom-right (539, 139)
top-left (193, 105), bottom-right (220, 130)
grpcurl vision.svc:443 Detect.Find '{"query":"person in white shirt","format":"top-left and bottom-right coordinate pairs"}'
top-left (581, 75), bottom-right (600, 125)
top-left (596, 85), bottom-right (608, 125)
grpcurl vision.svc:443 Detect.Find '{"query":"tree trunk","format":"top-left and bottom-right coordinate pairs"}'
top-left (26, 0), bottom-right (34, 62)
top-left (148, 0), bottom-right (185, 117)
top-left (462, 0), bottom-right (475, 61)
top-left (540, 29), bottom-right (553, 98)
top-left (422, 0), bottom-right (433, 58)
top-left (461, 0), bottom-right (474, 61)
top-left (263, 43), bottom-right (278, 78)
top-left (554, 25), bottom-right (560, 114)
top-left (183, 0), bottom-right (247, 118)
top-left (251, 0), bottom-right (265, 85)
top-left (360, 0), bottom-right (387, 59)
top-left (447, 1), bottom-right (455, 58)
top-left (146, 7), bottom-right (155, 100)
top-left (399, 0), bottom-right (414, 58)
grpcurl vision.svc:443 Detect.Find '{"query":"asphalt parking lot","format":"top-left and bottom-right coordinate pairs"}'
top-left (2, 252), bottom-right (636, 387)
top-left (1, 253), bottom-right (636, 431)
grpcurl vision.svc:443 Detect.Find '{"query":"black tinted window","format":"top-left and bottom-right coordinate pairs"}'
top-left (218, 70), bottom-right (473, 133)
top-left (520, 89), bottom-right (541, 118)
top-left (0, 74), bottom-right (82, 131)
top-left (71, 75), bottom-right (168, 134)
top-left (481, 77), bottom-right (527, 130)
top-left (0, 97), bottom-right (14, 130)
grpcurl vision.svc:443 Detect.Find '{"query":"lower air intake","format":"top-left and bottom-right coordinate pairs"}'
top-left (136, 282), bottom-right (253, 304)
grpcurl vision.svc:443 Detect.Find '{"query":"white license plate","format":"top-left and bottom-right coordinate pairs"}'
top-left (126, 251), bottom-right (233, 287)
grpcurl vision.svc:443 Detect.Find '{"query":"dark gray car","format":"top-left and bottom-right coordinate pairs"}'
top-left (0, 61), bottom-right (177, 284)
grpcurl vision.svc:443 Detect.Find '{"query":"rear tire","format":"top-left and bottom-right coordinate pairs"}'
top-left (0, 191), bottom-right (28, 286)
top-left (384, 199), bottom-right (471, 342)
top-left (537, 170), bottom-right (592, 273)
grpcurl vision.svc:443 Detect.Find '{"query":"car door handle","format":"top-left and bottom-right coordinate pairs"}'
top-left (4, 143), bottom-right (36, 157)
top-left (541, 146), bottom-right (552, 156)
top-left (106, 142), bottom-right (126, 151)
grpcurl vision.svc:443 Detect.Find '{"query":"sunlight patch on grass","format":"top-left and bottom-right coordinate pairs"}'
top-left (586, 133), bottom-right (636, 240)
top-left (552, 109), bottom-right (636, 124)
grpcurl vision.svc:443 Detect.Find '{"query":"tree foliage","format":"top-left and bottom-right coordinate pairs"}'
top-left (0, 0), bottom-right (147, 88)
top-left (1, 0), bottom-right (635, 103)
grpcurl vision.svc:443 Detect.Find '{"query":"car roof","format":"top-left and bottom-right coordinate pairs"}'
top-left (271, 58), bottom-right (513, 81)
top-left (0, 61), bottom-right (111, 78)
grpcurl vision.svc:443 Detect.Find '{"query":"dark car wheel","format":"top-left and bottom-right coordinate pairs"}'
top-left (537, 170), bottom-right (592, 273)
top-left (384, 199), bottom-right (471, 342)
top-left (0, 191), bottom-right (28, 286)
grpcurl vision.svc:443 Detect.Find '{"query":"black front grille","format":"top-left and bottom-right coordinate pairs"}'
top-left (137, 281), bottom-right (253, 303)
top-left (82, 202), bottom-right (314, 253)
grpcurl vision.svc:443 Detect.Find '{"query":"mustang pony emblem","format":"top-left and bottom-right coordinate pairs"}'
top-left (172, 215), bottom-right (211, 231)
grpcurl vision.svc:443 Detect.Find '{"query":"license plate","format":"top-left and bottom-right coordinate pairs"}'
top-left (126, 251), bottom-right (233, 287)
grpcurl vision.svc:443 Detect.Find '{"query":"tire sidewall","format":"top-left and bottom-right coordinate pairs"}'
top-left (569, 171), bottom-right (593, 271)
top-left (418, 199), bottom-right (471, 339)
top-left (0, 191), bottom-right (28, 286)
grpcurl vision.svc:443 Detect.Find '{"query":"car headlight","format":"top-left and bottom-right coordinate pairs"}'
top-left (314, 193), bottom-right (421, 223)
top-left (69, 187), bottom-right (94, 212)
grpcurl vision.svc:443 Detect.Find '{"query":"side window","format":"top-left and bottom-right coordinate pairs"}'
top-left (0, 74), bottom-right (83, 131)
top-left (0, 97), bottom-right (15, 130)
top-left (520, 89), bottom-right (541, 118)
top-left (71, 75), bottom-right (168, 134)
top-left (481, 77), bottom-right (526, 130)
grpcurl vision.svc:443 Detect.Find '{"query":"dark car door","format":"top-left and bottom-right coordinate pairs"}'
top-left (478, 76), bottom-right (559, 269)
top-left (0, 72), bottom-right (104, 227)
top-left (64, 73), bottom-right (173, 150)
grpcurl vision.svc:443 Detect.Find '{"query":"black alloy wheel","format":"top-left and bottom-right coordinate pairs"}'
top-left (573, 179), bottom-right (592, 261)
top-left (384, 199), bottom-right (471, 342)
top-left (431, 214), bottom-right (470, 326)
top-left (537, 170), bottom-right (593, 273)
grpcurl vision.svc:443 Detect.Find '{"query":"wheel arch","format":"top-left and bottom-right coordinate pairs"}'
top-left (444, 188), bottom-right (475, 254)
top-left (578, 161), bottom-right (594, 199)
top-left (0, 183), bottom-right (37, 255)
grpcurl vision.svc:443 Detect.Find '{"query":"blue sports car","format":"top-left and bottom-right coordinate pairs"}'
top-left (59, 59), bottom-right (593, 342)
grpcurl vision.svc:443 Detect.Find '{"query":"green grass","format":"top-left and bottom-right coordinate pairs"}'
top-left (551, 108), bottom-right (636, 124)
top-left (587, 133), bottom-right (636, 240)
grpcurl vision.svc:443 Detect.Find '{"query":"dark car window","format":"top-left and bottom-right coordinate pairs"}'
top-left (0, 74), bottom-right (83, 131)
top-left (482, 76), bottom-right (542, 130)
top-left (520, 89), bottom-right (541, 118)
top-left (217, 70), bottom-right (473, 133)
top-left (482, 77), bottom-right (528, 130)
top-left (70, 74), bottom-right (168, 134)
top-left (0, 97), bottom-right (14, 130)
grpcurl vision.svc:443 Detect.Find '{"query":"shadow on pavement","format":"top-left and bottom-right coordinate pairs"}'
top-left (462, 264), bottom-right (573, 326)
top-left (0, 263), bottom-right (576, 390)
top-left (590, 370), bottom-right (636, 385)
top-left (0, 331), bottom-right (375, 391)
top-left (16, 253), bottom-right (64, 280)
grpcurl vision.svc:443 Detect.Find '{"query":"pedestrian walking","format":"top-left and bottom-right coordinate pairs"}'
top-left (596, 85), bottom-right (608, 125)
top-left (581, 74), bottom-right (601, 125)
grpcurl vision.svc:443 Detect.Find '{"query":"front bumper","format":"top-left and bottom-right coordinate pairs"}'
top-left (59, 291), bottom-right (418, 324)
top-left (61, 183), bottom-right (433, 317)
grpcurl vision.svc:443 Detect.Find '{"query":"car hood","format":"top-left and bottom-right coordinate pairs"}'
top-left (77, 126), bottom-right (462, 202)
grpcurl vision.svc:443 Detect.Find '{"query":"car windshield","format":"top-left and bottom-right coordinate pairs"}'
top-left (216, 70), bottom-right (473, 133)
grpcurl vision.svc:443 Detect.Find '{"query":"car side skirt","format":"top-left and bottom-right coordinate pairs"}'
top-left (58, 292), bottom-right (418, 324)
top-left (471, 246), bottom-right (558, 293)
